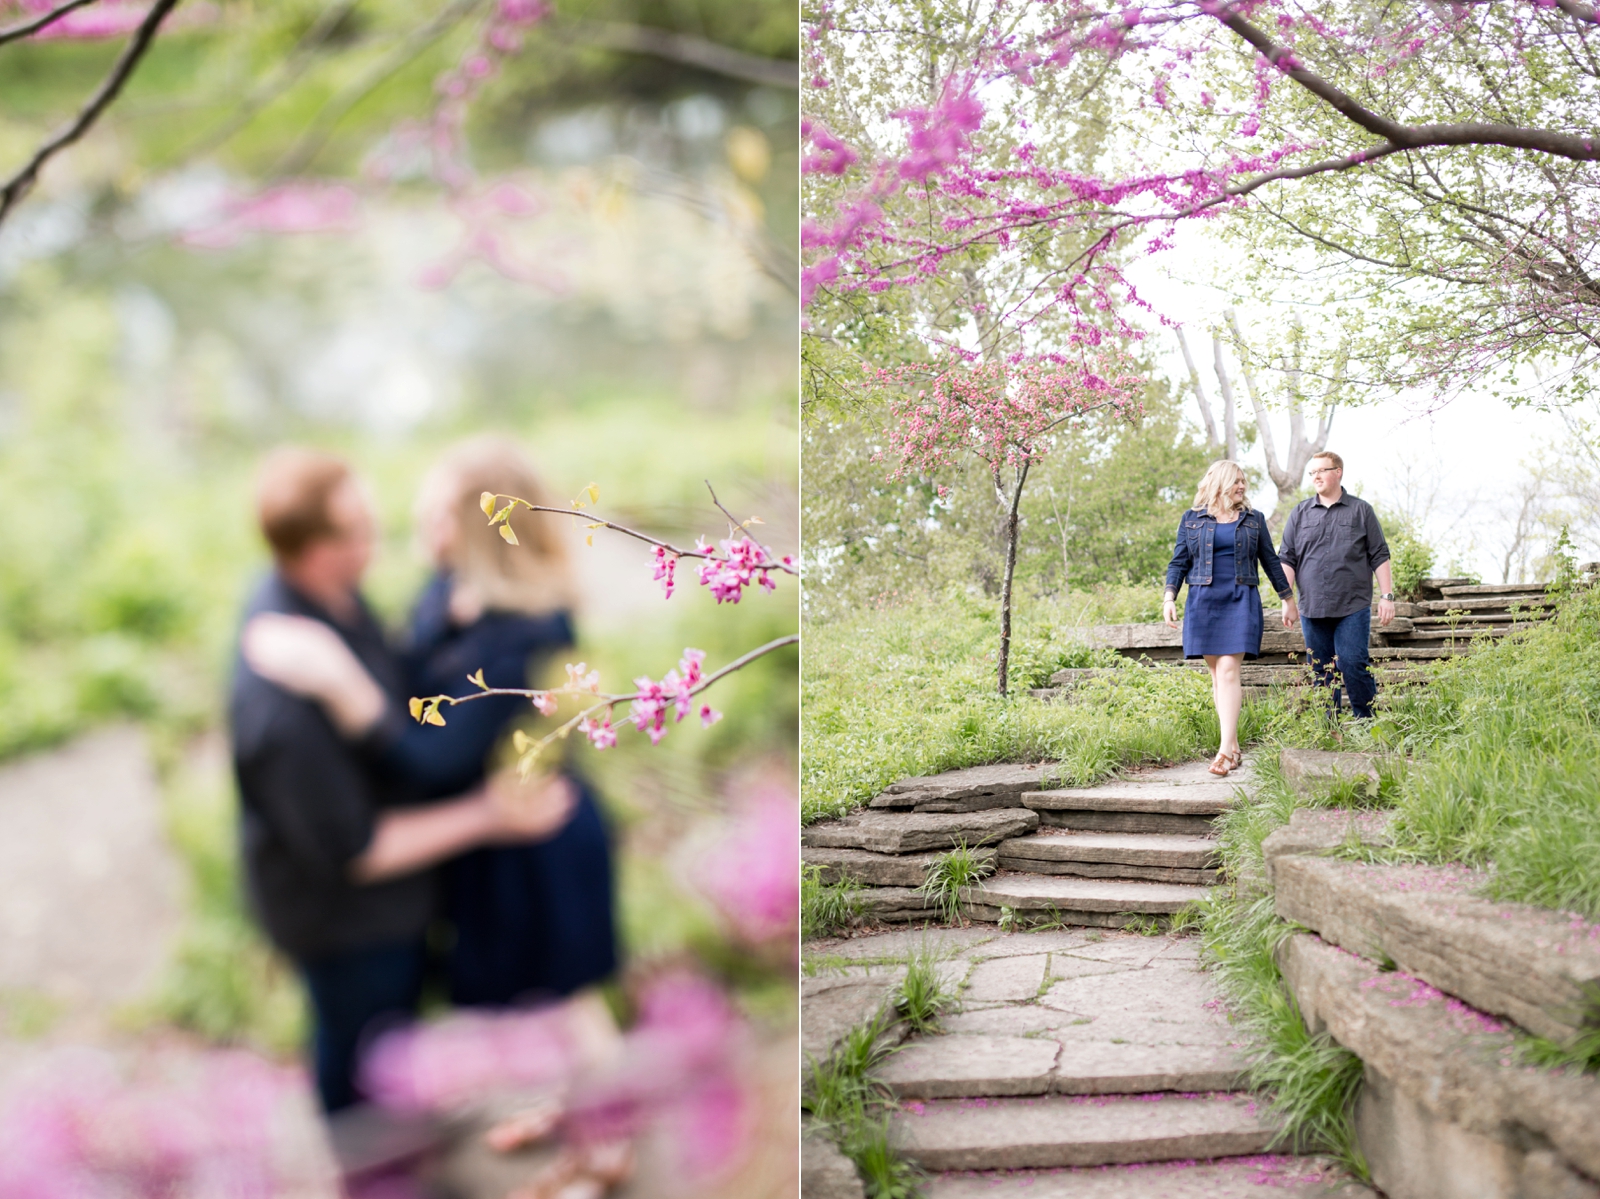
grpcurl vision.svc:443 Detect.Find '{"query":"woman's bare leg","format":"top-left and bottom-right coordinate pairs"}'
top-left (1209, 653), bottom-right (1244, 757)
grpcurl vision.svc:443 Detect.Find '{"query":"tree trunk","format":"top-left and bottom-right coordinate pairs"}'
top-left (997, 460), bottom-right (1030, 697)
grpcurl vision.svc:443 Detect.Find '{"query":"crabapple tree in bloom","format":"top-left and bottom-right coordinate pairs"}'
top-left (873, 348), bottom-right (1142, 694)
top-left (804, 0), bottom-right (1600, 404)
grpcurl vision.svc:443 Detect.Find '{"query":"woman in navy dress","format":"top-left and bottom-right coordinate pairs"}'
top-left (1162, 460), bottom-right (1297, 776)
top-left (245, 438), bottom-right (617, 1006)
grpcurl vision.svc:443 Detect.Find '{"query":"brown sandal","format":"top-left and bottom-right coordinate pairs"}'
top-left (1207, 752), bottom-right (1232, 777)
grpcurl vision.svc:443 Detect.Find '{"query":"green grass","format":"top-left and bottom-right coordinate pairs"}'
top-left (803, 1012), bottom-right (924, 1198)
top-left (915, 843), bottom-right (995, 925)
top-left (802, 588), bottom-right (1340, 824)
top-left (895, 944), bottom-right (953, 1034)
top-left (803, 863), bottom-right (864, 939)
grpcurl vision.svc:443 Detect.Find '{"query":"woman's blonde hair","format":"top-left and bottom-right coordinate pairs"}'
top-left (422, 436), bottom-right (577, 617)
top-left (1192, 459), bottom-right (1250, 520)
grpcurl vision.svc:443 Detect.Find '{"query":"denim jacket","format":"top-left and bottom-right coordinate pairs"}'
top-left (1164, 508), bottom-right (1293, 597)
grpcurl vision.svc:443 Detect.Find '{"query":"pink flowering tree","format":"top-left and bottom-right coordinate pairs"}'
top-left (871, 348), bottom-right (1142, 694)
top-left (804, 0), bottom-right (1600, 404)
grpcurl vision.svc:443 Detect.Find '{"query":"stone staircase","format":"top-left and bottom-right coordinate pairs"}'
top-left (803, 759), bottom-right (1244, 929)
top-left (1035, 578), bottom-right (1563, 702)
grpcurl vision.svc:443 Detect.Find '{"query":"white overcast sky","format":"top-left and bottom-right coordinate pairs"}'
top-left (1122, 221), bottom-right (1578, 581)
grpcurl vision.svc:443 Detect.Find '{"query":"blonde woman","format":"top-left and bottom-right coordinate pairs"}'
top-left (1162, 460), bottom-right (1298, 776)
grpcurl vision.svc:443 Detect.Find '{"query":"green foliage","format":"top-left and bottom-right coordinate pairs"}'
top-left (1387, 528), bottom-right (1437, 601)
top-left (801, 390), bottom-right (1209, 624)
top-left (1369, 585), bottom-right (1600, 918)
top-left (803, 864), bottom-right (864, 939)
top-left (916, 843), bottom-right (996, 925)
top-left (894, 944), bottom-right (953, 1034)
top-left (802, 589), bottom-right (1335, 823)
top-left (804, 1012), bottom-right (923, 1198)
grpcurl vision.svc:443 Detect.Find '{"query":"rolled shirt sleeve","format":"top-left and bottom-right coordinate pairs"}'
top-left (1365, 505), bottom-right (1392, 571)
top-left (1277, 508), bottom-right (1301, 573)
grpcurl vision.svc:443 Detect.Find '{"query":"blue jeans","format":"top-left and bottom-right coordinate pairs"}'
top-left (300, 939), bottom-right (427, 1112)
top-left (1301, 608), bottom-right (1376, 718)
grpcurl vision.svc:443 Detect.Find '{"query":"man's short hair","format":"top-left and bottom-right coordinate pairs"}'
top-left (1310, 450), bottom-right (1344, 472)
top-left (255, 447), bottom-right (352, 560)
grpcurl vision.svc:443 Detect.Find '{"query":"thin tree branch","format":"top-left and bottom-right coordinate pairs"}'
top-left (558, 18), bottom-right (798, 89)
top-left (274, 0), bottom-right (486, 177)
top-left (1217, 6), bottom-right (1600, 161)
top-left (180, 0), bottom-right (362, 161)
top-left (0, 0), bottom-right (182, 228)
top-left (0, 0), bottom-right (100, 47)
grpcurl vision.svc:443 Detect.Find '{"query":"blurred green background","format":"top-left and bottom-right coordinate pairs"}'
top-left (0, 0), bottom-right (797, 1050)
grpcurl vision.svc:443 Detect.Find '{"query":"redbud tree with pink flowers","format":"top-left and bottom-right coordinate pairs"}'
top-left (804, 1), bottom-right (1600, 414)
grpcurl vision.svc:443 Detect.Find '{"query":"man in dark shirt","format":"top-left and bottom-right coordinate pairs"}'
top-left (231, 448), bottom-right (571, 1113)
top-left (1277, 451), bottom-right (1396, 719)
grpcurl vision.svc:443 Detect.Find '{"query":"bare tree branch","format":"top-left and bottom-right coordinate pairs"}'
top-left (1211, 332), bottom-right (1240, 462)
top-left (559, 18), bottom-right (798, 89)
top-left (0, 0), bottom-right (101, 48)
top-left (0, 0), bottom-right (182, 229)
top-left (1219, 6), bottom-right (1600, 162)
top-left (1175, 326), bottom-right (1221, 454)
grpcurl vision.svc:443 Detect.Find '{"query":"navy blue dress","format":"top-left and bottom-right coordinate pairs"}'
top-left (376, 573), bottom-right (618, 1007)
top-left (1182, 520), bottom-right (1265, 659)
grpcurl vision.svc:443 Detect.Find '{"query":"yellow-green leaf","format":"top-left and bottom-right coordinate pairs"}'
top-left (425, 705), bottom-right (447, 727)
top-left (490, 504), bottom-right (514, 525)
top-left (512, 730), bottom-right (531, 754)
top-left (468, 668), bottom-right (487, 690)
top-left (587, 483), bottom-right (599, 504)
top-left (480, 492), bottom-right (496, 517)
top-left (498, 524), bottom-right (519, 545)
top-left (408, 696), bottom-right (424, 722)
top-left (586, 534), bottom-right (593, 546)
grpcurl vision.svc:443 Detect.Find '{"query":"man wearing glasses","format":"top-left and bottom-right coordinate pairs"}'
top-left (1277, 451), bottom-right (1396, 719)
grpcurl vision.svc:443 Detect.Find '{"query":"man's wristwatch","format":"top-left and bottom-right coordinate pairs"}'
top-left (1379, 593), bottom-right (1394, 601)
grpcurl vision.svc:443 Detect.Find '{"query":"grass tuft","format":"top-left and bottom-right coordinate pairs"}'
top-left (915, 842), bottom-right (995, 925)
top-left (895, 943), bottom-right (953, 1034)
top-left (803, 863), bottom-right (863, 940)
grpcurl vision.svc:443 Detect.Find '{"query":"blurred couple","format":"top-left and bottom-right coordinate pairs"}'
top-left (228, 438), bottom-right (617, 1120)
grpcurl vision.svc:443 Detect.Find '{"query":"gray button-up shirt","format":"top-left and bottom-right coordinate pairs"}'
top-left (1278, 490), bottom-right (1391, 620)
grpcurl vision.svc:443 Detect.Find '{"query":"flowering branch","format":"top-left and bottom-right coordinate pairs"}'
top-left (0, 0), bottom-right (181, 227)
top-left (0, 0), bottom-right (102, 47)
top-left (408, 633), bottom-right (799, 763)
top-left (479, 485), bottom-right (797, 604)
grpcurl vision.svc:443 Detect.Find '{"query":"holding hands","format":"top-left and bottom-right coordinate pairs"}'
top-left (1280, 595), bottom-right (1300, 628)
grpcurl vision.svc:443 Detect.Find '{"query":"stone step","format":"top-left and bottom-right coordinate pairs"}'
top-left (857, 886), bottom-right (939, 923)
top-left (874, 1033), bottom-right (1247, 1099)
top-left (1023, 783), bottom-right (1239, 817)
top-left (801, 807), bottom-right (1040, 855)
top-left (965, 875), bottom-right (1211, 925)
top-left (889, 1092), bottom-right (1280, 1170)
top-left (924, 1159), bottom-right (1378, 1198)
top-left (1416, 595), bottom-right (1556, 614)
top-left (869, 763), bottom-right (1049, 811)
top-left (1387, 625), bottom-right (1519, 642)
top-left (1437, 582), bottom-right (1553, 598)
top-left (1269, 855), bottom-right (1600, 1045)
top-left (998, 832), bottom-right (1219, 886)
top-left (1035, 809), bottom-right (1217, 836)
top-left (1278, 748), bottom-right (1379, 794)
top-left (1280, 932), bottom-right (1600, 1193)
top-left (1410, 611), bottom-right (1545, 626)
top-left (803, 845), bottom-right (998, 888)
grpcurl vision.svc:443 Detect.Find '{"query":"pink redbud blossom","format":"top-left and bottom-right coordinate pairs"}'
top-left (699, 704), bottom-right (721, 728)
top-left (697, 538), bottom-right (779, 604)
top-left (580, 716), bottom-right (617, 749)
top-left (566, 662), bottom-right (601, 692)
top-left (693, 788), bottom-right (797, 946)
top-left (652, 546), bottom-right (677, 597)
top-left (532, 692), bottom-right (559, 716)
top-left (362, 1006), bottom-right (580, 1112)
top-left (802, 123), bottom-right (860, 175)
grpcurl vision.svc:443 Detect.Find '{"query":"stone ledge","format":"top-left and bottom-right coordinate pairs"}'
top-left (1278, 748), bottom-right (1380, 795)
top-left (870, 764), bottom-right (1052, 811)
top-left (1277, 933), bottom-right (1600, 1189)
top-left (802, 1122), bottom-right (865, 1199)
top-left (1260, 808), bottom-right (1393, 882)
top-left (802, 809), bottom-right (1040, 855)
top-left (1272, 856), bottom-right (1600, 1044)
top-left (803, 845), bottom-right (998, 888)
